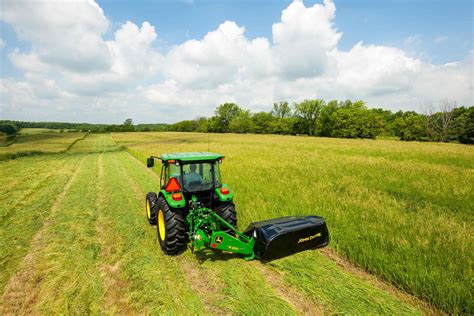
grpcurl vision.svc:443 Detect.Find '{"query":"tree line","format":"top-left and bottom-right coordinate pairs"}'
top-left (1, 99), bottom-right (472, 144)
top-left (0, 120), bottom-right (168, 135)
top-left (169, 100), bottom-right (473, 144)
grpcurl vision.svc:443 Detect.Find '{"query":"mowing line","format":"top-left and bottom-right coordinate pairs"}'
top-left (251, 261), bottom-right (324, 315)
top-left (121, 152), bottom-right (230, 314)
top-left (0, 155), bottom-right (73, 211)
top-left (319, 248), bottom-right (443, 315)
top-left (0, 155), bottom-right (79, 292)
top-left (0, 155), bottom-right (87, 314)
top-left (95, 153), bottom-right (137, 315)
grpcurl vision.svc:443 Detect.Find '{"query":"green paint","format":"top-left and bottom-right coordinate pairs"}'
top-left (160, 152), bottom-right (223, 162)
top-left (159, 189), bottom-right (186, 208)
top-left (185, 195), bottom-right (255, 260)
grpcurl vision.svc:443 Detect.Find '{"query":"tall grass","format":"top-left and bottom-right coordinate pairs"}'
top-left (1, 134), bottom-right (428, 314)
top-left (116, 132), bottom-right (473, 314)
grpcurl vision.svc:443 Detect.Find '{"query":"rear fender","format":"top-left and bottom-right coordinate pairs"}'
top-left (159, 190), bottom-right (186, 208)
top-left (215, 184), bottom-right (234, 202)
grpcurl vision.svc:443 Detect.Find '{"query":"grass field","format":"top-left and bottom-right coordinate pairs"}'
top-left (0, 131), bottom-right (86, 160)
top-left (114, 132), bottom-right (473, 314)
top-left (0, 131), bottom-right (471, 314)
top-left (18, 128), bottom-right (70, 135)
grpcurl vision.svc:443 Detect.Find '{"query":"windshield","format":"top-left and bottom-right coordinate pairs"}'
top-left (181, 162), bottom-right (221, 191)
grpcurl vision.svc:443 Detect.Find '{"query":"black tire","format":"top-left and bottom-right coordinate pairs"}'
top-left (214, 202), bottom-right (237, 232)
top-left (156, 196), bottom-right (188, 255)
top-left (146, 192), bottom-right (158, 225)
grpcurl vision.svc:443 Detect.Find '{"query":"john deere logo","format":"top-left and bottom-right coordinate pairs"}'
top-left (215, 236), bottom-right (223, 244)
top-left (297, 232), bottom-right (321, 244)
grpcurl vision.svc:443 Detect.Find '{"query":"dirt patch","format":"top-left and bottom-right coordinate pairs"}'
top-left (320, 248), bottom-right (444, 315)
top-left (1, 156), bottom-right (87, 314)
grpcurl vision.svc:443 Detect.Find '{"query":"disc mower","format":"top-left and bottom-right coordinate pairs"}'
top-left (145, 152), bottom-right (329, 262)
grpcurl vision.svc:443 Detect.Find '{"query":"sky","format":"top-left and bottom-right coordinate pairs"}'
top-left (0, 0), bottom-right (473, 124)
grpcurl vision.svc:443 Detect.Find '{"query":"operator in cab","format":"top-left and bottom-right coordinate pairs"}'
top-left (185, 164), bottom-right (202, 184)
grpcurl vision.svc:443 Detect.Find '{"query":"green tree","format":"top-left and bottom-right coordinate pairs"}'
top-left (211, 103), bottom-right (242, 133)
top-left (252, 112), bottom-right (275, 134)
top-left (270, 117), bottom-right (297, 135)
top-left (0, 123), bottom-right (18, 135)
top-left (294, 99), bottom-right (325, 135)
top-left (271, 101), bottom-right (292, 118)
top-left (121, 118), bottom-right (135, 132)
top-left (316, 100), bottom-right (339, 137)
top-left (452, 106), bottom-right (474, 144)
top-left (332, 101), bottom-right (383, 139)
top-left (229, 110), bottom-right (254, 133)
top-left (195, 117), bottom-right (209, 133)
top-left (393, 113), bottom-right (427, 141)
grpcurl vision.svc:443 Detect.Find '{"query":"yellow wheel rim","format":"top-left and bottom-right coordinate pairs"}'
top-left (158, 210), bottom-right (166, 241)
top-left (146, 200), bottom-right (151, 219)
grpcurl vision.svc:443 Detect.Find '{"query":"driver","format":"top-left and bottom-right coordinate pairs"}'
top-left (185, 164), bottom-right (202, 184)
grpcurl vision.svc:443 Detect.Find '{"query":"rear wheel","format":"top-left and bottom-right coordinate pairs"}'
top-left (146, 192), bottom-right (158, 225)
top-left (156, 196), bottom-right (188, 255)
top-left (215, 202), bottom-right (237, 232)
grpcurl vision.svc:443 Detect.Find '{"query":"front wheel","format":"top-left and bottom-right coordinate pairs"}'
top-left (156, 196), bottom-right (188, 255)
top-left (146, 192), bottom-right (158, 225)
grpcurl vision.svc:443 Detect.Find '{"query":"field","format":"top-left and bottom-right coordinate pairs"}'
top-left (0, 129), bottom-right (86, 160)
top-left (0, 131), bottom-right (472, 314)
top-left (18, 128), bottom-right (71, 135)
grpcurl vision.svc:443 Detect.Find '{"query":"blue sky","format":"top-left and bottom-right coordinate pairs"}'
top-left (95, 0), bottom-right (472, 63)
top-left (0, 0), bottom-right (472, 123)
top-left (2, 0), bottom-right (472, 77)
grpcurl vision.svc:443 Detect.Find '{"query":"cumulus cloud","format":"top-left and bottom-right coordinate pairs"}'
top-left (1, 0), bottom-right (110, 72)
top-left (0, 0), bottom-right (472, 123)
top-left (272, 0), bottom-right (340, 78)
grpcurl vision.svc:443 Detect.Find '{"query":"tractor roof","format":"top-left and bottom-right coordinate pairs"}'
top-left (160, 152), bottom-right (224, 162)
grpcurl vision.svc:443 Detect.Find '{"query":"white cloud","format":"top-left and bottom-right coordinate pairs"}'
top-left (9, 50), bottom-right (50, 73)
top-left (0, 38), bottom-right (5, 50)
top-left (272, 0), bottom-right (341, 78)
top-left (0, 0), bottom-right (472, 123)
top-left (434, 36), bottom-right (448, 44)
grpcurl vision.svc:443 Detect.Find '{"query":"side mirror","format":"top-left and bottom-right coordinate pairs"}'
top-left (147, 157), bottom-right (154, 168)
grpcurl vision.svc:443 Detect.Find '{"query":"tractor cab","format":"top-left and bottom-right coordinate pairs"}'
top-left (147, 152), bottom-right (233, 208)
top-left (154, 152), bottom-right (223, 190)
top-left (162, 159), bottom-right (222, 192)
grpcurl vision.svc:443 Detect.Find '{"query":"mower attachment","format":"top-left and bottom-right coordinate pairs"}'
top-left (244, 215), bottom-right (329, 262)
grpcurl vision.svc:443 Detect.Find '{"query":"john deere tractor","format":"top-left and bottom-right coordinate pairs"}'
top-left (146, 152), bottom-right (329, 261)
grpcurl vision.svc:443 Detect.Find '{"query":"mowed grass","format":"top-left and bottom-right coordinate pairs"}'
top-left (18, 128), bottom-right (69, 135)
top-left (67, 133), bottom-right (121, 153)
top-left (114, 131), bottom-right (474, 314)
top-left (0, 133), bottom-right (427, 314)
top-left (0, 129), bottom-right (86, 160)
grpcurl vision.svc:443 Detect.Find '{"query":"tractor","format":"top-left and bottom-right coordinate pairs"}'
top-left (145, 152), bottom-right (329, 261)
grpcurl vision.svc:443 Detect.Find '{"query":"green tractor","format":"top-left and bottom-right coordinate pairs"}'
top-left (146, 152), bottom-right (329, 261)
